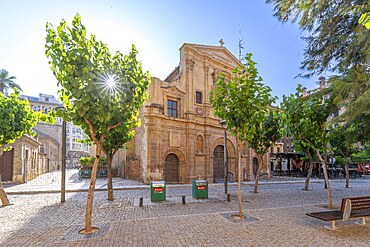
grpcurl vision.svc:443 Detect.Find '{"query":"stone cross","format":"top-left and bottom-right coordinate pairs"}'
top-left (219, 39), bottom-right (224, 47)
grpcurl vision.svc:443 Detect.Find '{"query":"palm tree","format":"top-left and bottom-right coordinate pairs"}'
top-left (0, 69), bottom-right (21, 93)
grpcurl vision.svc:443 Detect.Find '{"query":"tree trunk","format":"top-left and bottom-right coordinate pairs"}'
top-left (0, 175), bottom-right (10, 207)
top-left (253, 154), bottom-right (263, 193)
top-left (316, 149), bottom-right (333, 209)
top-left (82, 144), bottom-right (102, 234)
top-left (237, 139), bottom-right (243, 218)
top-left (107, 154), bottom-right (114, 201)
top-left (345, 157), bottom-right (350, 189)
top-left (304, 149), bottom-right (314, 191)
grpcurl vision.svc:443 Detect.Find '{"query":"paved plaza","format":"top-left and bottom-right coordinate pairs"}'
top-left (1, 171), bottom-right (370, 246)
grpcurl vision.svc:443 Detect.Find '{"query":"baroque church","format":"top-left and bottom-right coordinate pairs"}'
top-left (125, 43), bottom-right (282, 184)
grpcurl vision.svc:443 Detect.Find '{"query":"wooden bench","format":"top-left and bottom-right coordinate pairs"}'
top-left (306, 196), bottom-right (370, 230)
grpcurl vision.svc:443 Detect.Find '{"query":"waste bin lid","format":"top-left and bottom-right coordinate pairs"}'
top-left (151, 181), bottom-right (165, 187)
top-left (195, 180), bottom-right (207, 183)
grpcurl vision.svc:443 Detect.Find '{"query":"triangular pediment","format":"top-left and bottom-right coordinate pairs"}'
top-left (182, 43), bottom-right (242, 68)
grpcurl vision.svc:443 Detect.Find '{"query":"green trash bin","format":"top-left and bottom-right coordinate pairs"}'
top-left (192, 180), bottom-right (208, 199)
top-left (150, 181), bottom-right (166, 202)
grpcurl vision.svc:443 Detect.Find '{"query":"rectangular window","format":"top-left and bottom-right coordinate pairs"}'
top-left (196, 91), bottom-right (202, 104)
top-left (168, 99), bottom-right (178, 117)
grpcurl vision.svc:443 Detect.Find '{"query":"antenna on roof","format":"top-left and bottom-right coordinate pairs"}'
top-left (238, 29), bottom-right (245, 62)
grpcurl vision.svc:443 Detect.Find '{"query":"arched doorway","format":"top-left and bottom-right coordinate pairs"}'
top-left (164, 153), bottom-right (179, 183)
top-left (253, 157), bottom-right (259, 179)
top-left (213, 145), bottom-right (225, 182)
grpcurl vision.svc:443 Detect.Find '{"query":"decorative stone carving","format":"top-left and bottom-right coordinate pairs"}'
top-left (195, 107), bottom-right (203, 116)
top-left (186, 58), bottom-right (195, 71)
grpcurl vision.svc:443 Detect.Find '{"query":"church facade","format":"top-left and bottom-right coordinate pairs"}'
top-left (125, 43), bottom-right (280, 184)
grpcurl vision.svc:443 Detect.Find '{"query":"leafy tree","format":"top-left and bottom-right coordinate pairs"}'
top-left (249, 109), bottom-right (282, 193)
top-left (329, 123), bottom-right (358, 188)
top-left (281, 85), bottom-right (335, 207)
top-left (352, 142), bottom-right (370, 163)
top-left (45, 14), bottom-right (150, 234)
top-left (210, 53), bottom-right (275, 218)
top-left (101, 112), bottom-right (138, 201)
top-left (0, 91), bottom-right (51, 206)
top-left (0, 69), bottom-right (21, 94)
top-left (266, 0), bottom-right (370, 124)
top-left (266, 0), bottom-right (369, 75)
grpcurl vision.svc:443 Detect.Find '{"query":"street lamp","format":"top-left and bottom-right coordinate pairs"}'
top-left (220, 120), bottom-right (228, 194)
top-left (56, 106), bottom-right (66, 203)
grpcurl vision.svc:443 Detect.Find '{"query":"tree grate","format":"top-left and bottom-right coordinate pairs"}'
top-left (220, 212), bottom-right (258, 223)
top-left (62, 224), bottom-right (110, 241)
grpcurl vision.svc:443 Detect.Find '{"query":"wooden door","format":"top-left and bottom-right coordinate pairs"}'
top-left (213, 145), bottom-right (225, 182)
top-left (164, 154), bottom-right (179, 183)
top-left (0, 149), bottom-right (14, 181)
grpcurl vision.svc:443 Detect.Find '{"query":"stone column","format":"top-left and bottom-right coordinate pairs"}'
top-left (204, 132), bottom-right (212, 182)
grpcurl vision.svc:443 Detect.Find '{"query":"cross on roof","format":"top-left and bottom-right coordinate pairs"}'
top-left (219, 39), bottom-right (224, 47)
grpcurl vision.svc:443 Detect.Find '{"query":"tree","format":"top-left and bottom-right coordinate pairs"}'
top-left (210, 53), bottom-right (275, 218)
top-left (0, 69), bottom-right (21, 94)
top-left (281, 85), bottom-right (335, 207)
top-left (329, 123), bottom-right (358, 188)
top-left (101, 112), bottom-right (138, 201)
top-left (45, 14), bottom-right (150, 234)
top-left (266, 0), bottom-right (370, 123)
top-left (0, 91), bottom-right (51, 206)
top-left (249, 109), bottom-right (282, 193)
top-left (329, 66), bottom-right (370, 124)
top-left (266, 0), bottom-right (369, 75)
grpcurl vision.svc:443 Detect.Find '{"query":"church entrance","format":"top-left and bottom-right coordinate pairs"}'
top-left (164, 153), bottom-right (179, 183)
top-left (213, 145), bottom-right (225, 183)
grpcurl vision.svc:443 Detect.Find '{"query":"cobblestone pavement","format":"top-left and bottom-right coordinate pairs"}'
top-left (1, 177), bottom-right (370, 246)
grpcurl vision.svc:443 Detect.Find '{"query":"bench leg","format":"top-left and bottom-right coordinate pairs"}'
top-left (324, 221), bottom-right (338, 231)
top-left (354, 217), bottom-right (367, 226)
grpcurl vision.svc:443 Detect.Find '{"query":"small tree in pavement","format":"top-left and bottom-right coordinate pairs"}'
top-left (249, 109), bottom-right (282, 193)
top-left (210, 53), bottom-right (275, 218)
top-left (281, 85), bottom-right (335, 208)
top-left (45, 14), bottom-right (150, 234)
top-left (101, 112), bottom-right (138, 201)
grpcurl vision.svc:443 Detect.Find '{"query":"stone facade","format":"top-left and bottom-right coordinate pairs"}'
top-left (22, 93), bottom-right (90, 168)
top-left (35, 129), bottom-right (60, 172)
top-left (11, 135), bottom-right (41, 183)
top-left (126, 43), bottom-right (275, 184)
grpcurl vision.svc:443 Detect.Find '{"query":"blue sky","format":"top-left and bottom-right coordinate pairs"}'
top-left (0, 0), bottom-right (321, 102)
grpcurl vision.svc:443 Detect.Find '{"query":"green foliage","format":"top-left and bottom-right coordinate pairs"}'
top-left (359, 12), bottom-right (370, 29)
top-left (266, 0), bottom-right (370, 76)
top-left (79, 156), bottom-right (108, 167)
top-left (210, 53), bottom-right (276, 143)
top-left (249, 109), bottom-right (283, 155)
top-left (352, 142), bottom-right (370, 163)
top-left (329, 66), bottom-right (370, 123)
top-left (45, 14), bottom-right (150, 146)
top-left (329, 123), bottom-right (359, 160)
top-left (102, 108), bottom-right (138, 157)
top-left (0, 91), bottom-right (53, 150)
top-left (0, 69), bottom-right (21, 93)
top-left (267, 0), bottom-right (369, 126)
top-left (280, 85), bottom-right (334, 153)
top-left (79, 157), bottom-right (91, 167)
